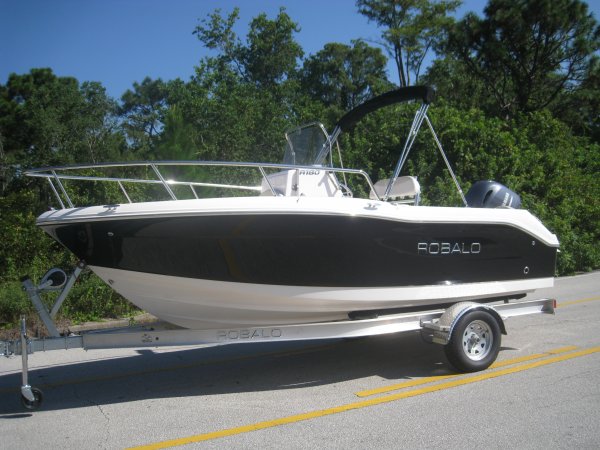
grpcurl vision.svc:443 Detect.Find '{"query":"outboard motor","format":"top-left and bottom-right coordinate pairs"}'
top-left (465, 180), bottom-right (521, 209)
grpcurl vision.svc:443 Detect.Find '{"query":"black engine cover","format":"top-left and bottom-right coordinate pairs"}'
top-left (465, 180), bottom-right (521, 209)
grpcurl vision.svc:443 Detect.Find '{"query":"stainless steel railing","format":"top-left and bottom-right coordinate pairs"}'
top-left (25, 160), bottom-right (379, 209)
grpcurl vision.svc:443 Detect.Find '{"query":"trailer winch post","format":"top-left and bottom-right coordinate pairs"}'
top-left (50, 261), bottom-right (86, 318)
top-left (21, 278), bottom-right (60, 337)
top-left (21, 261), bottom-right (86, 338)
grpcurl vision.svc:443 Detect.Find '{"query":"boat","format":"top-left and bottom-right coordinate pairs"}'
top-left (26, 86), bottom-right (559, 330)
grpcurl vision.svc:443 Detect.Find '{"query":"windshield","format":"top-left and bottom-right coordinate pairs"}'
top-left (282, 122), bottom-right (330, 166)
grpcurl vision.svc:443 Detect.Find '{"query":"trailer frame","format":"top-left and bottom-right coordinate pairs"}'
top-left (2, 293), bottom-right (555, 410)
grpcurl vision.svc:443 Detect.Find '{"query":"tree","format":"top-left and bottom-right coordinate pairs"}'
top-left (552, 57), bottom-right (600, 141)
top-left (0, 69), bottom-right (123, 195)
top-left (241, 9), bottom-right (304, 87)
top-left (193, 7), bottom-right (303, 87)
top-left (162, 7), bottom-right (313, 167)
top-left (300, 40), bottom-right (391, 111)
top-left (445, 0), bottom-right (600, 117)
top-left (356, 0), bottom-right (460, 86)
top-left (421, 57), bottom-right (490, 111)
top-left (119, 77), bottom-right (170, 155)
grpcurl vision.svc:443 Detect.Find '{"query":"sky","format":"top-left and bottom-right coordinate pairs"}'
top-left (1, 0), bottom-right (599, 100)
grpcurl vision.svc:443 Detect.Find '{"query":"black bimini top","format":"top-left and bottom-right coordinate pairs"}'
top-left (335, 85), bottom-right (436, 132)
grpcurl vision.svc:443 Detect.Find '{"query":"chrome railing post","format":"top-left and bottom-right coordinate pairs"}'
top-left (259, 166), bottom-right (276, 196)
top-left (47, 179), bottom-right (65, 209)
top-left (51, 170), bottom-right (74, 208)
top-left (117, 181), bottom-right (132, 203)
top-left (150, 164), bottom-right (177, 200)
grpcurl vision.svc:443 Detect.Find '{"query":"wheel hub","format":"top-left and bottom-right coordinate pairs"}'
top-left (462, 320), bottom-right (493, 361)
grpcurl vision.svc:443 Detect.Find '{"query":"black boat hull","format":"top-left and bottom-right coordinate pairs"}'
top-left (37, 197), bottom-right (558, 328)
top-left (43, 213), bottom-right (557, 288)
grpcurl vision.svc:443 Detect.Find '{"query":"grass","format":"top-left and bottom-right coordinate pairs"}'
top-left (0, 272), bottom-right (140, 339)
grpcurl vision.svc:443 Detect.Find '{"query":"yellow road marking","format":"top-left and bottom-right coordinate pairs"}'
top-left (128, 345), bottom-right (600, 450)
top-left (355, 345), bottom-right (578, 397)
top-left (490, 345), bottom-right (578, 368)
top-left (547, 345), bottom-right (579, 353)
top-left (355, 374), bottom-right (457, 398)
top-left (558, 296), bottom-right (600, 307)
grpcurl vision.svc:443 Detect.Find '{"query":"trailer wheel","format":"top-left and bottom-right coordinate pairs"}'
top-left (21, 387), bottom-right (43, 410)
top-left (444, 310), bottom-right (501, 372)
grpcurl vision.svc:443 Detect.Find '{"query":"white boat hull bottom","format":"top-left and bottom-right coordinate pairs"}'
top-left (91, 266), bottom-right (554, 330)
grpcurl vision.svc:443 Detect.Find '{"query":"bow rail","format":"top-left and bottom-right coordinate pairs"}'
top-left (25, 160), bottom-right (378, 209)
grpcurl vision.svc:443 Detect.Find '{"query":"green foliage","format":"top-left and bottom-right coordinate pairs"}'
top-left (444, 0), bottom-right (600, 117)
top-left (193, 7), bottom-right (303, 87)
top-left (242, 8), bottom-right (304, 87)
top-left (0, 69), bottom-right (124, 172)
top-left (552, 58), bottom-right (600, 141)
top-left (0, 282), bottom-right (32, 328)
top-left (422, 57), bottom-right (490, 112)
top-left (119, 77), bottom-right (170, 155)
top-left (357, 0), bottom-right (461, 86)
top-left (0, 275), bottom-right (139, 328)
top-left (59, 273), bottom-right (139, 323)
top-left (300, 40), bottom-right (392, 111)
top-left (0, 189), bottom-right (68, 281)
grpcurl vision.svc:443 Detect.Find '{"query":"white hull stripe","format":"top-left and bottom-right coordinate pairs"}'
top-left (38, 197), bottom-right (559, 247)
top-left (91, 266), bottom-right (554, 330)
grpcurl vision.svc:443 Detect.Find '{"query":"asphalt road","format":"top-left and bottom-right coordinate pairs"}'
top-left (1, 271), bottom-right (599, 449)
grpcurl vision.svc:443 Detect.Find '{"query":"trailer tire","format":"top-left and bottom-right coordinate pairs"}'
top-left (21, 387), bottom-right (43, 410)
top-left (444, 310), bottom-right (501, 372)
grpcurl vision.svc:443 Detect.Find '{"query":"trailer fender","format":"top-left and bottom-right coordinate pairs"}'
top-left (424, 301), bottom-right (507, 345)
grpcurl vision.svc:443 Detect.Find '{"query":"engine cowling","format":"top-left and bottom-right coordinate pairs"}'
top-left (465, 180), bottom-right (521, 209)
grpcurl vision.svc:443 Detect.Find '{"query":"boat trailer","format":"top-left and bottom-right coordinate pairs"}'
top-left (1, 262), bottom-right (556, 410)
